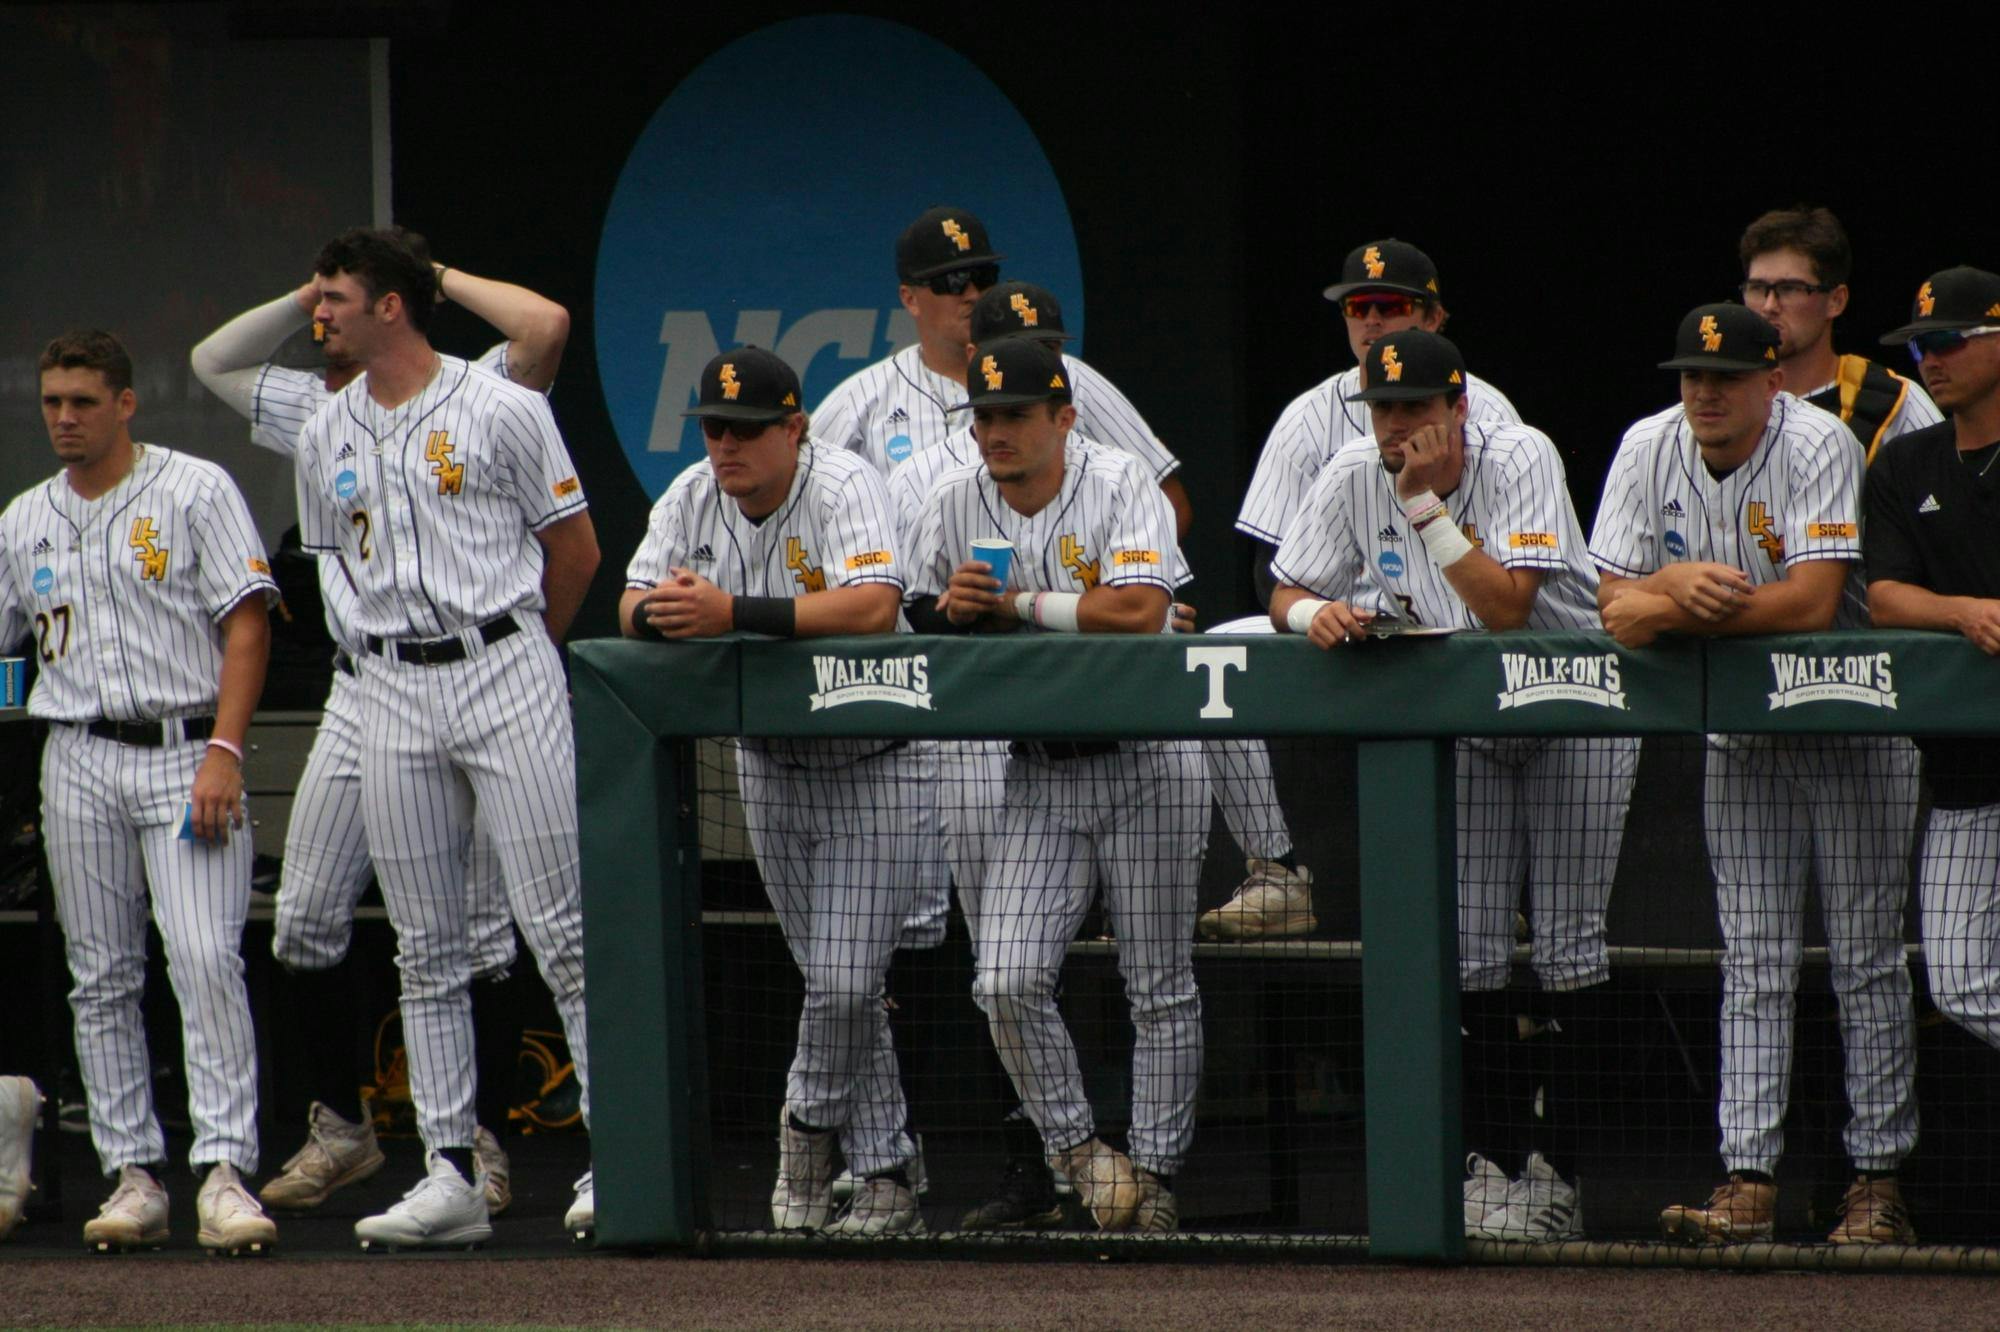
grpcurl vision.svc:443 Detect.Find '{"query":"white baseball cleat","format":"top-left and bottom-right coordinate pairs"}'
top-left (771, 1105), bottom-right (836, 1231)
top-left (84, 1165), bottom-right (169, 1252)
top-left (0, 1075), bottom-right (40, 1240)
top-left (1462, 1153), bottom-right (1512, 1236)
top-left (823, 1176), bottom-right (923, 1238)
top-left (564, 1170), bottom-right (595, 1243)
top-left (1197, 859), bottom-right (1317, 940)
top-left (1133, 1168), bottom-right (1178, 1233)
top-left (1053, 1137), bottom-right (1143, 1232)
top-left (831, 1134), bottom-right (927, 1205)
top-left (197, 1164), bottom-right (277, 1255)
top-left (473, 1125), bottom-right (512, 1216)
top-left (258, 1101), bottom-right (385, 1211)
top-left (1470, 1152), bottom-right (1582, 1242)
top-left (355, 1150), bottom-right (492, 1251)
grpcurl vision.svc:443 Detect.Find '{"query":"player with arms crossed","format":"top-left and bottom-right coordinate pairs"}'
top-left (904, 337), bottom-right (1207, 1232)
top-left (0, 331), bottom-right (279, 1254)
top-left (1269, 329), bottom-right (1636, 1241)
top-left (622, 348), bottom-right (924, 1236)
top-left (1592, 303), bottom-right (1919, 1246)
top-left (293, 228), bottom-right (599, 1248)
top-left (190, 245), bottom-right (570, 1216)
top-left (1738, 206), bottom-right (1939, 462)
top-left (1864, 267), bottom-right (2000, 1053)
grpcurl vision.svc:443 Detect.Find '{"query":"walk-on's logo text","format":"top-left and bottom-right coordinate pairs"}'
top-left (1497, 652), bottom-right (1627, 710)
top-left (810, 654), bottom-right (933, 711)
top-left (1767, 651), bottom-right (1897, 710)
top-left (594, 16), bottom-right (1083, 499)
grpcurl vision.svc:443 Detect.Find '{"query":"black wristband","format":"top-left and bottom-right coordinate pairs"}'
top-left (629, 598), bottom-right (665, 641)
top-left (732, 595), bottom-right (796, 637)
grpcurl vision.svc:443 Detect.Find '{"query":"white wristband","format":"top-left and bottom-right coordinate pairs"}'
top-left (1285, 598), bottom-right (1331, 635)
top-left (1399, 489), bottom-right (1445, 522)
top-left (1026, 591), bottom-right (1083, 632)
top-left (1419, 516), bottom-right (1475, 567)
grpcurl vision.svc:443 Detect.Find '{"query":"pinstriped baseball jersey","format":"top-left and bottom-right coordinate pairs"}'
top-left (1799, 367), bottom-right (1942, 447)
top-left (904, 434), bottom-right (1181, 611)
top-left (294, 354), bottom-right (585, 637)
top-left (1237, 367), bottom-right (1519, 546)
top-left (251, 345), bottom-right (514, 654)
top-left (817, 344), bottom-right (1180, 479)
top-left (1271, 423), bottom-right (1600, 630)
top-left (1588, 392), bottom-right (1870, 627)
top-left (0, 445), bottom-right (277, 719)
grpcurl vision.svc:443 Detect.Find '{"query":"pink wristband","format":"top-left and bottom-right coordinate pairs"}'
top-left (206, 737), bottom-right (244, 762)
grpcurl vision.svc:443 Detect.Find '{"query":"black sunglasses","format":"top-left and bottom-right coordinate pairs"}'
top-left (700, 418), bottom-right (776, 441)
top-left (926, 264), bottom-right (999, 296)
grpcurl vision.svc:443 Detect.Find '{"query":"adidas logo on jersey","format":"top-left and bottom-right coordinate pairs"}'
top-left (886, 407), bottom-right (910, 428)
top-left (30, 537), bottom-right (52, 556)
top-left (689, 544), bottom-right (715, 563)
top-left (1377, 524), bottom-right (1403, 544)
top-left (1919, 494), bottom-right (1941, 513)
top-left (1661, 498), bottom-right (1686, 518)
top-left (335, 442), bottom-right (356, 462)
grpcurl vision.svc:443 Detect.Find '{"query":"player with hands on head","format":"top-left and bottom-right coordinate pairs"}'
top-left (622, 347), bottom-right (923, 1237)
top-left (1591, 303), bottom-right (1920, 1247)
top-left (904, 337), bottom-right (1208, 1233)
top-left (1, 331), bottom-right (279, 1254)
top-left (189, 240), bottom-right (570, 1218)
top-left (1864, 266), bottom-right (2000, 1051)
top-left (1269, 328), bottom-right (1635, 1243)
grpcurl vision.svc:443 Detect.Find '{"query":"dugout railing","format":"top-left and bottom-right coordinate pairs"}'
top-left (572, 629), bottom-right (2000, 1266)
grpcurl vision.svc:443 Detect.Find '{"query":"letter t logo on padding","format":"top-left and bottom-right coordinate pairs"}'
top-left (1186, 645), bottom-right (1248, 719)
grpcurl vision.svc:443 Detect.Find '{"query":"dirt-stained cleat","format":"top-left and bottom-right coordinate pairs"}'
top-left (198, 1164), bottom-right (277, 1256)
top-left (84, 1165), bottom-right (169, 1253)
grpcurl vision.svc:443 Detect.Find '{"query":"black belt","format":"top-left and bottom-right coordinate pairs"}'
top-left (1011, 740), bottom-right (1120, 762)
top-left (84, 716), bottom-right (216, 747)
top-left (333, 650), bottom-right (356, 678)
top-left (363, 615), bottom-right (519, 666)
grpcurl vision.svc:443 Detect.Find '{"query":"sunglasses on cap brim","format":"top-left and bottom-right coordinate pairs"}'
top-left (925, 265), bottom-right (1000, 296)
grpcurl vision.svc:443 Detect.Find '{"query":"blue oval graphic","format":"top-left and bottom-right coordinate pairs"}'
top-left (885, 434), bottom-right (914, 466)
top-left (335, 469), bottom-right (358, 501)
top-left (1378, 551), bottom-right (1406, 579)
top-left (32, 567), bottom-right (52, 596)
top-left (595, 15), bottom-right (1084, 499)
top-left (1664, 530), bottom-right (1687, 559)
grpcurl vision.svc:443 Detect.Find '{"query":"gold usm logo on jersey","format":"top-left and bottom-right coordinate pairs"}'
top-left (719, 364), bottom-right (741, 400)
top-left (127, 518), bottom-right (168, 581)
top-left (1381, 346), bottom-right (1404, 382)
top-left (1700, 315), bottom-right (1723, 352)
top-left (1748, 502), bottom-right (1784, 564)
top-left (786, 537), bottom-right (826, 593)
top-left (1918, 282), bottom-right (1935, 317)
top-left (425, 431), bottom-right (464, 495)
top-left (942, 219), bottom-right (972, 252)
top-left (1362, 246), bottom-right (1385, 279)
top-left (1059, 534), bottom-right (1100, 590)
top-left (981, 355), bottom-right (1003, 391)
top-left (1010, 292), bottom-right (1041, 327)
top-left (1461, 523), bottom-right (1485, 550)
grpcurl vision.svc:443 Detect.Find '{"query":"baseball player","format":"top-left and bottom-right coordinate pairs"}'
top-left (1864, 266), bottom-right (2000, 1052)
top-left (189, 250), bottom-right (569, 1216)
top-left (1220, 240), bottom-right (1521, 937)
top-left (292, 228), bottom-right (598, 1248)
top-left (0, 331), bottom-right (279, 1254)
top-left (1591, 302), bottom-right (1919, 1246)
top-left (622, 346), bottom-right (924, 1237)
top-left (1269, 329), bottom-right (1637, 1242)
top-left (1738, 206), bottom-right (1940, 460)
top-left (903, 337), bottom-right (1208, 1233)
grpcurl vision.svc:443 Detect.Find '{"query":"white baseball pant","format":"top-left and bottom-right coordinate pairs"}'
top-left (1917, 803), bottom-right (2000, 1050)
top-left (1201, 615), bottom-right (1292, 861)
top-left (43, 724), bottom-right (260, 1174)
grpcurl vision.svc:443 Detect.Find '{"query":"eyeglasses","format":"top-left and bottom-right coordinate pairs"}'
top-left (927, 265), bottom-right (999, 296)
top-left (1739, 279), bottom-right (1833, 302)
top-left (1341, 293), bottom-right (1424, 320)
top-left (1908, 326), bottom-right (2000, 361)
top-left (700, 418), bottom-right (775, 442)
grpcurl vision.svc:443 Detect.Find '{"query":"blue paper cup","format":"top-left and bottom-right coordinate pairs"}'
top-left (970, 539), bottom-right (1015, 590)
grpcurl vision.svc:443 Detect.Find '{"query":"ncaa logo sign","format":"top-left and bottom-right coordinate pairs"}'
top-left (594, 16), bottom-right (1084, 498)
top-left (31, 567), bottom-right (52, 597)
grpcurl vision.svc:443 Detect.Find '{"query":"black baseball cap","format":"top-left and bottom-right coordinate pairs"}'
top-left (1345, 329), bottom-right (1467, 403)
top-left (957, 338), bottom-right (1072, 410)
top-left (1323, 239), bottom-right (1442, 303)
top-left (1879, 266), bottom-right (2000, 344)
top-left (681, 347), bottom-right (801, 422)
top-left (1658, 303), bottom-right (1780, 372)
top-left (970, 281), bottom-right (1072, 343)
top-left (896, 206), bottom-right (1004, 282)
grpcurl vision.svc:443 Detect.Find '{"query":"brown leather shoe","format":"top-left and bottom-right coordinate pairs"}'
top-left (1827, 1176), bottom-right (1916, 1245)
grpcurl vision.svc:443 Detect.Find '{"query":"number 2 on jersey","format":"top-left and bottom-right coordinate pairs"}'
top-left (351, 509), bottom-right (373, 560)
top-left (34, 604), bottom-right (71, 663)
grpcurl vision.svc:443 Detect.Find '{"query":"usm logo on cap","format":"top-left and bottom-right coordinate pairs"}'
top-left (943, 219), bottom-right (972, 252)
top-left (1918, 282), bottom-right (1935, 317)
top-left (1700, 315), bottom-right (1723, 352)
top-left (1381, 345), bottom-right (1404, 382)
top-left (981, 355), bottom-right (1003, 391)
top-left (1010, 292), bottom-right (1040, 327)
top-left (719, 364), bottom-right (741, 400)
top-left (1363, 246), bottom-right (1385, 279)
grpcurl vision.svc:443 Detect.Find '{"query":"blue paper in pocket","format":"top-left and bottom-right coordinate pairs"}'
top-left (178, 802), bottom-right (195, 841)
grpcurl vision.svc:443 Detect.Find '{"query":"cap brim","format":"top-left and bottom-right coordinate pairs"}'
top-left (969, 326), bottom-right (1074, 345)
top-left (1323, 279), bottom-right (1435, 303)
top-left (681, 403), bottom-right (795, 421)
top-left (1656, 356), bottom-right (1776, 372)
top-left (1345, 383), bottom-right (1455, 403)
top-left (953, 390), bottom-right (1069, 411)
top-left (1879, 317), bottom-right (1984, 345)
top-left (902, 250), bottom-right (1007, 282)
